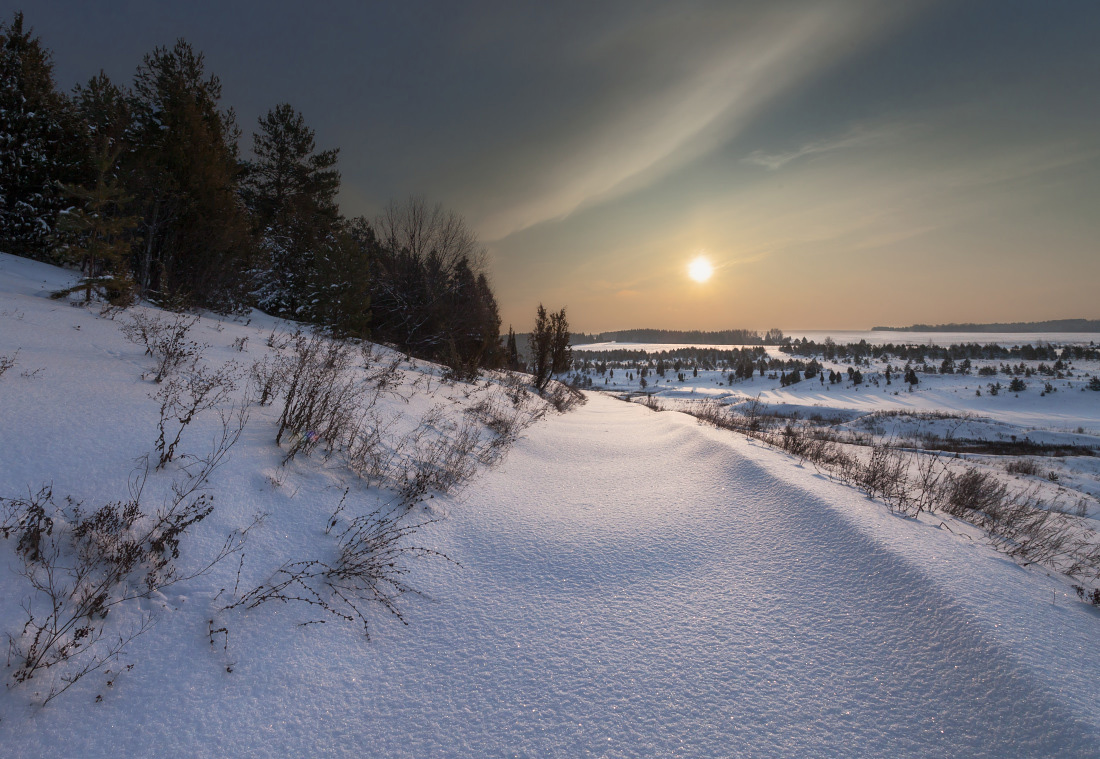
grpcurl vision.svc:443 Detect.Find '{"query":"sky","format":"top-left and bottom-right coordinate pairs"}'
top-left (14, 0), bottom-right (1100, 332)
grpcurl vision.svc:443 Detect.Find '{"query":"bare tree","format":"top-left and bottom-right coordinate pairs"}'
top-left (375, 194), bottom-right (483, 273)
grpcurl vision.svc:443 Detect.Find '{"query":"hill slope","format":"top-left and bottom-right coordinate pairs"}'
top-left (1, 254), bottom-right (1098, 757)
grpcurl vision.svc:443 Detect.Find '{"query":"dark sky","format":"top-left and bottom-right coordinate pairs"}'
top-left (15, 0), bottom-right (1100, 331)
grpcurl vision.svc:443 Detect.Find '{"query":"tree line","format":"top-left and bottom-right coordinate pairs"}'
top-left (872, 319), bottom-right (1100, 333)
top-left (0, 12), bottom-right (502, 374)
top-left (571, 328), bottom-right (784, 346)
top-left (780, 337), bottom-right (1099, 363)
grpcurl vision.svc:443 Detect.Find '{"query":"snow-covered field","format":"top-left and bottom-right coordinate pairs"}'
top-left (573, 334), bottom-right (1100, 518)
top-left (2, 252), bottom-right (1100, 757)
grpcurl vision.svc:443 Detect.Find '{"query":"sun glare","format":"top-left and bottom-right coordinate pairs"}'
top-left (688, 256), bottom-right (713, 283)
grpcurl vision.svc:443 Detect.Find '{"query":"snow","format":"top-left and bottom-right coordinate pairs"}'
top-left (2, 252), bottom-right (1099, 757)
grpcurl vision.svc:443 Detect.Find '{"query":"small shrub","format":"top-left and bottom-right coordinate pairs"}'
top-left (275, 333), bottom-right (365, 460)
top-left (222, 500), bottom-right (454, 640)
top-left (860, 443), bottom-right (909, 505)
top-left (0, 449), bottom-right (245, 705)
top-left (155, 363), bottom-right (239, 467)
top-left (0, 350), bottom-right (17, 378)
top-left (1006, 458), bottom-right (1041, 476)
top-left (121, 312), bottom-right (205, 382)
top-left (941, 468), bottom-right (1009, 518)
top-left (1074, 585), bottom-right (1100, 606)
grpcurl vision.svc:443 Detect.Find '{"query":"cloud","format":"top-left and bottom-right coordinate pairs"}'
top-left (742, 127), bottom-right (899, 170)
top-left (475, 2), bottom-right (921, 242)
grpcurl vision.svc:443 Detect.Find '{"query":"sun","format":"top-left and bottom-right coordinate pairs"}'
top-left (688, 256), bottom-right (713, 283)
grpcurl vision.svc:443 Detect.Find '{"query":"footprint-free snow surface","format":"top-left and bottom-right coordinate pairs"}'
top-left (1, 255), bottom-right (1098, 757)
top-left (5, 395), bottom-right (1099, 757)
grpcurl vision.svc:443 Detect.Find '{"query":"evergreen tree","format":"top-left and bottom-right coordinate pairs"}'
top-left (242, 103), bottom-right (340, 318)
top-left (71, 71), bottom-right (134, 184)
top-left (309, 216), bottom-right (376, 338)
top-left (531, 304), bottom-right (554, 390)
top-left (506, 326), bottom-right (520, 371)
top-left (128, 39), bottom-right (251, 309)
top-left (0, 13), bottom-right (82, 258)
top-left (530, 305), bottom-right (571, 390)
top-left (51, 144), bottom-right (140, 304)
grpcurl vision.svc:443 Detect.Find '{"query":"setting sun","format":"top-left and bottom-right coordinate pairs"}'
top-left (688, 256), bottom-right (713, 283)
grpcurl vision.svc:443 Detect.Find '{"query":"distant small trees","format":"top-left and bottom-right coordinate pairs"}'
top-left (780, 369), bottom-right (801, 387)
top-left (505, 327), bottom-right (522, 371)
top-left (764, 328), bottom-right (785, 345)
top-left (530, 304), bottom-right (570, 390)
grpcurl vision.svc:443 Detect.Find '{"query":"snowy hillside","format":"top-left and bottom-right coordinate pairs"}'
top-left (2, 252), bottom-right (1100, 757)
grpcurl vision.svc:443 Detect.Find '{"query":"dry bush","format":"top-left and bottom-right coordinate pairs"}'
top-left (909, 454), bottom-right (947, 516)
top-left (272, 333), bottom-right (497, 499)
top-left (1006, 458), bottom-right (1042, 476)
top-left (693, 398), bottom-right (731, 429)
top-left (0, 350), bottom-right (18, 379)
top-left (221, 500), bottom-right (454, 640)
top-left (0, 443), bottom-right (247, 705)
top-left (464, 387), bottom-right (539, 459)
top-left (275, 333), bottom-right (367, 461)
top-left (500, 371), bottom-right (535, 409)
top-left (155, 363), bottom-right (240, 468)
top-left (860, 443), bottom-right (910, 505)
top-left (402, 420), bottom-right (484, 497)
top-left (941, 468), bottom-right (1009, 519)
top-left (640, 394), bottom-right (663, 412)
top-left (543, 379), bottom-right (585, 413)
top-left (120, 312), bottom-right (205, 383)
top-left (248, 354), bottom-right (282, 406)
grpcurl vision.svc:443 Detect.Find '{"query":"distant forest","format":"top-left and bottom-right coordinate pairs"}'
top-left (572, 328), bottom-right (786, 346)
top-left (873, 319), bottom-right (1100, 333)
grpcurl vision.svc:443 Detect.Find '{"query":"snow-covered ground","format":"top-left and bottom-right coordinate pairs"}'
top-left (2, 253), bottom-right (1100, 757)
top-left (573, 334), bottom-right (1100, 521)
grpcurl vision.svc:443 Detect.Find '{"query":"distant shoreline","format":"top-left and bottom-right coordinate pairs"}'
top-left (871, 319), bottom-right (1100, 333)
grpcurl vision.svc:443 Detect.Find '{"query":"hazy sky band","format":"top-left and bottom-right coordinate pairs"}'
top-left (23, 0), bottom-right (1100, 331)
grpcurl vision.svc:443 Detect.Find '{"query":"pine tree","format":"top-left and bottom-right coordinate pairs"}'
top-left (242, 103), bottom-right (340, 318)
top-left (72, 71), bottom-right (133, 179)
top-left (51, 145), bottom-right (140, 305)
top-left (310, 215), bottom-right (375, 338)
top-left (551, 310), bottom-right (571, 374)
top-left (0, 13), bottom-right (82, 259)
top-left (506, 327), bottom-right (520, 371)
top-left (531, 304), bottom-right (554, 390)
top-left (128, 39), bottom-right (251, 309)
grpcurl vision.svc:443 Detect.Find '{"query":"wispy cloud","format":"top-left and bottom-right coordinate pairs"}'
top-left (476, 2), bottom-right (921, 242)
top-left (742, 126), bottom-right (899, 170)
